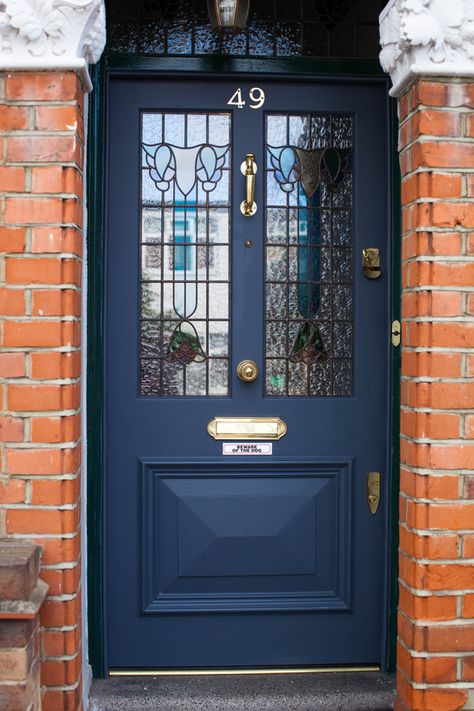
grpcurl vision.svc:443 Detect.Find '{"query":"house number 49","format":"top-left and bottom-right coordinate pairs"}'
top-left (227, 87), bottom-right (266, 110)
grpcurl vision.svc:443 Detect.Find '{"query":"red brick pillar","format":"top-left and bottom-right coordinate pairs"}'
top-left (0, 72), bottom-right (85, 711)
top-left (396, 79), bottom-right (474, 711)
top-left (0, 541), bottom-right (48, 711)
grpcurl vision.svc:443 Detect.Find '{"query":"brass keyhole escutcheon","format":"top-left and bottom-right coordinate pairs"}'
top-left (237, 360), bottom-right (259, 383)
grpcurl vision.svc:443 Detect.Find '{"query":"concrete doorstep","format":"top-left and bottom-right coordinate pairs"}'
top-left (90, 672), bottom-right (396, 710)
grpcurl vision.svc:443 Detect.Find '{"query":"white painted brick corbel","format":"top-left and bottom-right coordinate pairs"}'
top-left (379, 0), bottom-right (474, 97)
top-left (0, 0), bottom-right (106, 91)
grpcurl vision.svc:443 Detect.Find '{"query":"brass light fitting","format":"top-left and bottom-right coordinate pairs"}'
top-left (207, 0), bottom-right (250, 30)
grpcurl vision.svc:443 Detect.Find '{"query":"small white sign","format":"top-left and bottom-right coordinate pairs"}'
top-left (222, 443), bottom-right (273, 456)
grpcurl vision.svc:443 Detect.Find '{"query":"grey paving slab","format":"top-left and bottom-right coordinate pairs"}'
top-left (90, 672), bottom-right (396, 711)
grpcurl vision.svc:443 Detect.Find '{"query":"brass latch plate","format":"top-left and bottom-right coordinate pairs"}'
top-left (208, 417), bottom-right (287, 441)
top-left (391, 320), bottom-right (401, 347)
top-left (362, 247), bottom-right (381, 279)
top-left (367, 472), bottom-right (381, 515)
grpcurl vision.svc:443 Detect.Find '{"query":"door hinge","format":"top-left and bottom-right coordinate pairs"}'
top-left (391, 320), bottom-right (401, 347)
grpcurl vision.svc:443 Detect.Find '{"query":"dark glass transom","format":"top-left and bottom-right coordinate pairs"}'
top-left (106, 0), bottom-right (385, 59)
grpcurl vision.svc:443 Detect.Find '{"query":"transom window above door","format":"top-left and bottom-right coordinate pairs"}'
top-left (106, 0), bottom-right (386, 60)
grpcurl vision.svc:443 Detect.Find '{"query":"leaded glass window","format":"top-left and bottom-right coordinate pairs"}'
top-left (106, 0), bottom-right (385, 60)
top-left (140, 112), bottom-right (231, 396)
top-left (265, 112), bottom-right (353, 397)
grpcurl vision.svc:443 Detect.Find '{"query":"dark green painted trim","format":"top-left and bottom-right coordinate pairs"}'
top-left (105, 55), bottom-right (384, 77)
top-left (86, 59), bottom-right (106, 678)
top-left (86, 53), bottom-right (399, 677)
top-left (388, 99), bottom-right (402, 674)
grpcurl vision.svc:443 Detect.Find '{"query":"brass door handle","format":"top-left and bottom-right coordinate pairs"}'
top-left (237, 360), bottom-right (259, 382)
top-left (240, 154), bottom-right (257, 217)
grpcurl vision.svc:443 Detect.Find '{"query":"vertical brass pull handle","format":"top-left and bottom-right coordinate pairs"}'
top-left (240, 153), bottom-right (257, 217)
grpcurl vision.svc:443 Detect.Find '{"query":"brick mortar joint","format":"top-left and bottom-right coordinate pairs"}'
top-left (399, 134), bottom-right (474, 152)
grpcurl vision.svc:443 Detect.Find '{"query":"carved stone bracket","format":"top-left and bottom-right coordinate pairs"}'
top-left (0, 0), bottom-right (106, 91)
top-left (380, 0), bottom-right (474, 96)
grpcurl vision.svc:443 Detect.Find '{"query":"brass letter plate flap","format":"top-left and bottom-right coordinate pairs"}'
top-left (208, 417), bottom-right (287, 441)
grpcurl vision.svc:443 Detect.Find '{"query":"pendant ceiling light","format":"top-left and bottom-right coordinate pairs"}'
top-left (207, 0), bottom-right (250, 30)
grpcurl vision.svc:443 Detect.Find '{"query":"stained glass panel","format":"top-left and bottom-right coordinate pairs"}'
top-left (265, 112), bottom-right (354, 397)
top-left (140, 112), bottom-right (231, 396)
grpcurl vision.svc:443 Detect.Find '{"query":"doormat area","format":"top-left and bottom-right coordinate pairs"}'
top-left (90, 672), bottom-right (396, 710)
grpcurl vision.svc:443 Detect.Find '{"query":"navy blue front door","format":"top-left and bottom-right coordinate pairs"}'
top-left (105, 76), bottom-right (390, 669)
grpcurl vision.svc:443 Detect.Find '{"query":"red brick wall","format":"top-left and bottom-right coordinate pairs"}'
top-left (396, 80), bottom-right (474, 711)
top-left (0, 72), bottom-right (84, 711)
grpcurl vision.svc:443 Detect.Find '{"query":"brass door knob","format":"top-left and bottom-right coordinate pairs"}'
top-left (237, 360), bottom-right (259, 383)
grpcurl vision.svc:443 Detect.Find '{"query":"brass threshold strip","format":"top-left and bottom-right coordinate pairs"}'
top-left (110, 666), bottom-right (380, 677)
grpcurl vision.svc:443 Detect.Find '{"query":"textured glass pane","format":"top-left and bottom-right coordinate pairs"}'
top-left (162, 361), bottom-right (184, 396)
top-left (288, 361), bottom-right (308, 396)
top-left (289, 115), bottom-right (310, 149)
top-left (167, 21), bottom-right (192, 54)
top-left (332, 116), bottom-right (353, 149)
top-left (266, 321), bottom-right (286, 357)
top-left (266, 283), bottom-right (287, 320)
top-left (249, 22), bottom-right (274, 55)
top-left (142, 209), bottom-right (162, 242)
top-left (310, 116), bottom-right (331, 149)
top-left (332, 210), bottom-right (352, 245)
top-left (267, 208), bottom-right (288, 244)
top-left (288, 246), bottom-right (298, 281)
top-left (333, 285), bottom-right (353, 320)
top-left (333, 248), bottom-right (352, 282)
top-left (141, 360), bottom-right (161, 396)
top-left (310, 361), bottom-right (332, 397)
top-left (187, 114), bottom-right (207, 144)
top-left (266, 358), bottom-right (286, 396)
top-left (267, 247), bottom-right (288, 281)
top-left (332, 174), bottom-right (353, 209)
top-left (267, 115), bottom-right (288, 146)
top-left (333, 359), bottom-right (353, 397)
top-left (185, 361), bottom-right (207, 395)
top-left (265, 112), bottom-right (354, 397)
top-left (209, 359), bottom-right (228, 396)
top-left (276, 23), bottom-right (300, 56)
top-left (143, 114), bottom-right (163, 145)
top-left (333, 323), bottom-right (353, 358)
top-left (141, 321), bottom-right (164, 359)
top-left (207, 209), bottom-right (229, 243)
top-left (209, 114), bottom-right (231, 144)
top-left (208, 322), bottom-right (228, 356)
top-left (141, 245), bottom-right (161, 280)
top-left (141, 283), bottom-right (161, 319)
top-left (209, 283), bottom-right (229, 319)
top-left (266, 171), bottom-right (287, 207)
top-left (140, 111), bottom-right (231, 396)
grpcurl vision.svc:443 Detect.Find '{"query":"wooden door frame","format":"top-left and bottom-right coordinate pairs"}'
top-left (86, 56), bottom-right (400, 677)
